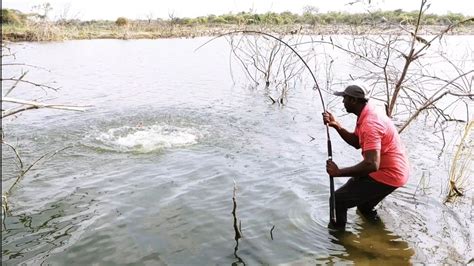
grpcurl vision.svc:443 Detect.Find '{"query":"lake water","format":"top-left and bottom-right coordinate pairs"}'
top-left (2, 36), bottom-right (473, 265)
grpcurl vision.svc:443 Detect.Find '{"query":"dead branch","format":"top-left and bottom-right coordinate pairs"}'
top-left (398, 90), bottom-right (473, 133)
top-left (232, 179), bottom-right (245, 265)
top-left (2, 97), bottom-right (88, 118)
top-left (398, 69), bottom-right (474, 133)
top-left (1, 77), bottom-right (59, 92)
top-left (2, 145), bottom-right (73, 214)
top-left (270, 225), bottom-right (275, 240)
top-left (232, 179), bottom-right (242, 240)
top-left (3, 71), bottom-right (28, 97)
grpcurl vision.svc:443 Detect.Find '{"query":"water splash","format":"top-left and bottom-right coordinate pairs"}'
top-left (86, 124), bottom-right (201, 153)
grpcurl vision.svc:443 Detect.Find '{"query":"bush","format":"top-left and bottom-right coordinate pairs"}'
top-left (115, 17), bottom-right (128, 26)
top-left (180, 17), bottom-right (193, 25)
top-left (195, 16), bottom-right (208, 24)
top-left (1, 9), bottom-right (26, 25)
top-left (445, 12), bottom-right (465, 24)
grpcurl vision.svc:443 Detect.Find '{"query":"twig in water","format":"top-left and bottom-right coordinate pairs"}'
top-left (1, 145), bottom-right (73, 214)
top-left (232, 179), bottom-right (242, 239)
top-left (270, 225), bottom-right (275, 240)
top-left (232, 179), bottom-right (245, 265)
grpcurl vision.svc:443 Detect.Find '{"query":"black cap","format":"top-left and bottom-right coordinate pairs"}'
top-left (333, 85), bottom-right (370, 100)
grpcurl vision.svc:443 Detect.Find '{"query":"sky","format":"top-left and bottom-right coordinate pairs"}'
top-left (3, 0), bottom-right (473, 21)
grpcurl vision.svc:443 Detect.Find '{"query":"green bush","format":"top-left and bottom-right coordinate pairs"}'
top-left (212, 16), bottom-right (227, 24)
top-left (195, 16), bottom-right (207, 24)
top-left (445, 12), bottom-right (465, 24)
top-left (206, 14), bottom-right (217, 23)
top-left (115, 17), bottom-right (128, 26)
top-left (1, 9), bottom-right (26, 25)
top-left (180, 17), bottom-right (193, 25)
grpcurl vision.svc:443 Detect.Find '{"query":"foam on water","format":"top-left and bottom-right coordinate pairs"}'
top-left (88, 124), bottom-right (201, 153)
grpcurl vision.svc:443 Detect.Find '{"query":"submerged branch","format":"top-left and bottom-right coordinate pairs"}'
top-left (2, 145), bottom-right (73, 214)
top-left (232, 179), bottom-right (242, 240)
top-left (232, 179), bottom-right (245, 265)
top-left (195, 30), bottom-right (326, 111)
top-left (6, 146), bottom-right (73, 195)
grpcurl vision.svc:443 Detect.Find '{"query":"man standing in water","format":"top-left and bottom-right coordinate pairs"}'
top-left (322, 84), bottom-right (409, 229)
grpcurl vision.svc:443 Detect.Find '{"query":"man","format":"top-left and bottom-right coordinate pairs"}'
top-left (322, 84), bottom-right (409, 229)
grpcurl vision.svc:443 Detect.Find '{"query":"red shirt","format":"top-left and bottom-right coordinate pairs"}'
top-left (354, 104), bottom-right (409, 187)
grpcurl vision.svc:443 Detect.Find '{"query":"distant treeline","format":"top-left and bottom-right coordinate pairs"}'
top-left (2, 8), bottom-right (473, 41)
top-left (172, 10), bottom-right (472, 26)
top-left (2, 8), bottom-right (472, 26)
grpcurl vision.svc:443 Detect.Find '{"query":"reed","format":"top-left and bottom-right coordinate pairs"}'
top-left (446, 121), bottom-right (473, 202)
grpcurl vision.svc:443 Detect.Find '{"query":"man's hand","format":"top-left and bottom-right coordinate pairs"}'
top-left (322, 112), bottom-right (341, 130)
top-left (326, 159), bottom-right (340, 177)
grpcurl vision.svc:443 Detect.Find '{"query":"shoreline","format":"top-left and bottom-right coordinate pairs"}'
top-left (3, 23), bottom-right (474, 42)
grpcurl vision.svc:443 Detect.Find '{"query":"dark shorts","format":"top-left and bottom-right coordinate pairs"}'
top-left (333, 175), bottom-right (397, 227)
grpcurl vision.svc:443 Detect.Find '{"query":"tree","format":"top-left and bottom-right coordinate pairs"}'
top-left (1, 9), bottom-right (27, 25)
top-left (223, 32), bottom-right (313, 105)
top-left (302, 5), bottom-right (319, 15)
top-left (31, 2), bottom-right (52, 21)
top-left (57, 3), bottom-right (80, 24)
top-left (115, 17), bottom-right (128, 26)
top-left (145, 12), bottom-right (154, 24)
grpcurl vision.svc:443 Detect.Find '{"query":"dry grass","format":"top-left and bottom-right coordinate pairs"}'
top-left (3, 22), bottom-right (474, 42)
top-left (446, 121), bottom-right (473, 202)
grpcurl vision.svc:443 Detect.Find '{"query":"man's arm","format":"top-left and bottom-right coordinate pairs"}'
top-left (322, 112), bottom-right (360, 149)
top-left (326, 149), bottom-right (380, 177)
top-left (333, 126), bottom-right (360, 149)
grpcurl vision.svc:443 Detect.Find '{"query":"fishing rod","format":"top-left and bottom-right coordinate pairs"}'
top-left (196, 30), bottom-right (336, 225)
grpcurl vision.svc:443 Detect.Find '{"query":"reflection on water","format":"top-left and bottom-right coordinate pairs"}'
top-left (329, 214), bottom-right (414, 265)
top-left (232, 238), bottom-right (245, 266)
top-left (2, 192), bottom-right (98, 265)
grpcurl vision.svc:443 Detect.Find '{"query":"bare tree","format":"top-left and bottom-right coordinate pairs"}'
top-left (168, 11), bottom-right (178, 29)
top-left (31, 2), bottom-right (53, 21)
top-left (57, 3), bottom-right (80, 24)
top-left (146, 12), bottom-right (154, 24)
top-left (226, 32), bottom-right (317, 105)
top-left (302, 5), bottom-right (319, 15)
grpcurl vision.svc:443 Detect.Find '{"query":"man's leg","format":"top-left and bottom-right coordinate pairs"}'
top-left (332, 176), bottom-right (396, 228)
top-left (357, 178), bottom-right (396, 221)
top-left (331, 177), bottom-right (360, 228)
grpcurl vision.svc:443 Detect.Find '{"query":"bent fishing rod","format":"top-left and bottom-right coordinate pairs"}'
top-left (196, 30), bottom-right (337, 224)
